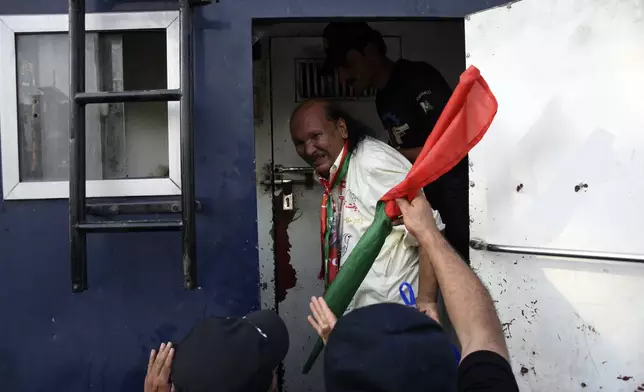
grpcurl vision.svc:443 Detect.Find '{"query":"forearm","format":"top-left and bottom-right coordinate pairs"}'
top-left (419, 230), bottom-right (509, 360)
top-left (415, 247), bottom-right (440, 323)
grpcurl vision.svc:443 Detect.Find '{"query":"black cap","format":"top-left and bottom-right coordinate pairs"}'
top-left (324, 303), bottom-right (458, 392)
top-left (321, 22), bottom-right (385, 75)
top-left (171, 310), bottom-right (289, 392)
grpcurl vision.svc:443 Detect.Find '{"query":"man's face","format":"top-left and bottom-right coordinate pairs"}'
top-left (336, 46), bottom-right (377, 91)
top-left (290, 102), bottom-right (347, 178)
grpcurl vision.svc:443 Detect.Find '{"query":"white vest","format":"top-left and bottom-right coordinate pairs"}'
top-left (317, 136), bottom-right (444, 311)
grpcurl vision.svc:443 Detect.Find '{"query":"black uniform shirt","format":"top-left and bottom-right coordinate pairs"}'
top-left (376, 59), bottom-right (453, 150)
top-left (376, 59), bottom-right (471, 261)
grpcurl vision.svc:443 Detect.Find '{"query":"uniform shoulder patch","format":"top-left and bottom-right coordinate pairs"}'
top-left (415, 89), bottom-right (434, 114)
top-left (419, 100), bottom-right (434, 114)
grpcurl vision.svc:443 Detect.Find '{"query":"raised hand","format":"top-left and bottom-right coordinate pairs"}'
top-left (144, 342), bottom-right (175, 392)
top-left (307, 297), bottom-right (338, 344)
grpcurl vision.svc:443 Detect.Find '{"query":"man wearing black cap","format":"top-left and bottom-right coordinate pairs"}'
top-left (307, 192), bottom-right (520, 391)
top-left (143, 310), bottom-right (289, 392)
top-left (322, 22), bottom-right (470, 264)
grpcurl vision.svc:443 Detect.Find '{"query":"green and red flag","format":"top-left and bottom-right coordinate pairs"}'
top-left (302, 65), bottom-right (499, 373)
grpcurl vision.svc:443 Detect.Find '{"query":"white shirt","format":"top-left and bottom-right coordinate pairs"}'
top-left (317, 136), bottom-right (444, 311)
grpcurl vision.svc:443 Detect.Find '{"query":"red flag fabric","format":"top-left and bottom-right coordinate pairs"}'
top-left (381, 66), bottom-right (498, 219)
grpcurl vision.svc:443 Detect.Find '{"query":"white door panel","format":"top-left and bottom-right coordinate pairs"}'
top-left (466, 0), bottom-right (644, 390)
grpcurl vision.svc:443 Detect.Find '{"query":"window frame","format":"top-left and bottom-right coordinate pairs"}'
top-left (0, 11), bottom-right (181, 200)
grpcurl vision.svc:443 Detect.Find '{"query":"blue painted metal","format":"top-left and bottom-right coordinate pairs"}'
top-left (0, 0), bottom-right (510, 389)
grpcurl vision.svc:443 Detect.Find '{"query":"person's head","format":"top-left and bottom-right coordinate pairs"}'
top-left (289, 99), bottom-right (374, 178)
top-left (324, 303), bottom-right (459, 392)
top-left (171, 310), bottom-right (289, 392)
top-left (322, 22), bottom-right (389, 90)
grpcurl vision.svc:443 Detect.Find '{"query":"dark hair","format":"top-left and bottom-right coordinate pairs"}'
top-left (347, 30), bottom-right (387, 58)
top-left (363, 30), bottom-right (387, 57)
top-left (323, 101), bottom-right (376, 154)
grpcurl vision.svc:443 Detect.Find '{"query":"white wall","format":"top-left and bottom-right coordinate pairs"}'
top-left (467, 0), bottom-right (644, 390)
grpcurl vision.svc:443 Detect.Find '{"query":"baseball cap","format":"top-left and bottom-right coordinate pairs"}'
top-left (324, 303), bottom-right (458, 392)
top-left (321, 22), bottom-right (385, 75)
top-left (171, 310), bottom-right (289, 392)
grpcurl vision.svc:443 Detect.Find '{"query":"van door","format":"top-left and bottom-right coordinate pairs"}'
top-left (466, 1), bottom-right (644, 390)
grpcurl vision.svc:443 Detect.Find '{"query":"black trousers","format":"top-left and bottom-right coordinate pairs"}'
top-left (422, 156), bottom-right (470, 263)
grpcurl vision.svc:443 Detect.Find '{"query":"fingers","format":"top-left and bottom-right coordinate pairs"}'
top-left (152, 342), bottom-right (172, 375)
top-left (395, 197), bottom-right (411, 212)
top-left (308, 297), bottom-right (337, 344)
top-left (164, 345), bottom-right (174, 368)
top-left (152, 343), bottom-right (166, 374)
top-left (312, 297), bottom-right (337, 327)
top-left (160, 346), bottom-right (175, 380)
top-left (307, 315), bottom-right (321, 335)
top-left (412, 191), bottom-right (426, 204)
top-left (307, 314), bottom-right (329, 344)
top-left (391, 217), bottom-right (403, 226)
top-left (147, 349), bottom-right (156, 373)
top-left (145, 342), bottom-right (174, 392)
top-left (151, 343), bottom-right (164, 374)
top-left (396, 192), bottom-right (430, 209)
top-left (318, 298), bottom-right (337, 327)
top-left (310, 297), bottom-right (325, 326)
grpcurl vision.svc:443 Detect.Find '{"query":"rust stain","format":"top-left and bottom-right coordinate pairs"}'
top-left (272, 190), bottom-right (297, 303)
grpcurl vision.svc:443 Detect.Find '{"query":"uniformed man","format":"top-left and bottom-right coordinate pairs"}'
top-left (321, 22), bottom-right (470, 263)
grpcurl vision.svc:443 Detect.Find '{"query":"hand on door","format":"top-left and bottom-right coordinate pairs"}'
top-left (307, 297), bottom-right (338, 344)
top-left (144, 342), bottom-right (175, 392)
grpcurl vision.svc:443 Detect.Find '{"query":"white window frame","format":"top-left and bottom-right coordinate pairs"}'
top-left (0, 11), bottom-right (181, 200)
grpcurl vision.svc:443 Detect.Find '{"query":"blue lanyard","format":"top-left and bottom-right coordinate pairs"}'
top-left (399, 282), bottom-right (416, 307)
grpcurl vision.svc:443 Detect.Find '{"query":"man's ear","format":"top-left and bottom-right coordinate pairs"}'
top-left (337, 118), bottom-right (349, 139)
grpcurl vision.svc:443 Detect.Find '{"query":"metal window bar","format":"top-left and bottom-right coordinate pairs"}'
top-left (470, 239), bottom-right (644, 264)
top-left (68, 0), bottom-right (204, 293)
top-left (295, 59), bottom-right (378, 101)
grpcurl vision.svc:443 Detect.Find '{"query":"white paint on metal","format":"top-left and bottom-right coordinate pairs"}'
top-left (467, 0), bottom-right (644, 390)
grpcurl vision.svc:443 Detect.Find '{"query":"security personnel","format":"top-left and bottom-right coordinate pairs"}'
top-left (321, 22), bottom-right (470, 263)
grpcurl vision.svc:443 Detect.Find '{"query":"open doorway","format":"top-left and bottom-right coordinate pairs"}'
top-left (252, 18), bottom-right (466, 391)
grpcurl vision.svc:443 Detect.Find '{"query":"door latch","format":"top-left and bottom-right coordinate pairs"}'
top-left (282, 182), bottom-right (294, 211)
top-left (260, 164), bottom-right (316, 189)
